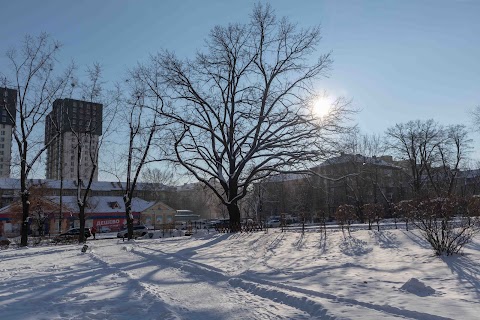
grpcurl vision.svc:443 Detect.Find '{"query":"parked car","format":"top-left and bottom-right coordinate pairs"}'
top-left (117, 225), bottom-right (149, 238)
top-left (267, 219), bottom-right (281, 228)
top-left (53, 228), bottom-right (91, 243)
top-left (99, 226), bottom-right (111, 233)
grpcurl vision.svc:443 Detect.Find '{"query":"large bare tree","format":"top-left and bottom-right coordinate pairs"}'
top-left (1, 33), bottom-right (74, 246)
top-left (139, 4), bottom-right (351, 230)
top-left (386, 120), bottom-right (471, 197)
top-left (386, 119), bottom-right (443, 196)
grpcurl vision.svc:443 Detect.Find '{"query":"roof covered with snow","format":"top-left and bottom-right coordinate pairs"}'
top-left (43, 196), bottom-right (155, 213)
top-left (0, 178), bottom-right (173, 192)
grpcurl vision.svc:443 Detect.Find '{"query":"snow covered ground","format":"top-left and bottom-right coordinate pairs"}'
top-left (0, 228), bottom-right (479, 319)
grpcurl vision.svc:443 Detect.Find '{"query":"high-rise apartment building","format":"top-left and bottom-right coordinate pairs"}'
top-left (0, 87), bottom-right (17, 178)
top-left (45, 98), bottom-right (103, 182)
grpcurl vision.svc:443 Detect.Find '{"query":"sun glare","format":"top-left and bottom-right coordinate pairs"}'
top-left (313, 96), bottom-right (334, 118)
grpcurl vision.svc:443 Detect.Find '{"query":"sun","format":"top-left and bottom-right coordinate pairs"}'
top-left (312, 96), bottom-right (334, 118)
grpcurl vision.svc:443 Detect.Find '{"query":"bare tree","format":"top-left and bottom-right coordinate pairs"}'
top-left (431, 125), bottom-right (471, 196)
top-left (65, 64), bottom-right (118, 243)
top-left (1, 33), bottom-right (74, 246)
top-left (385, 119), bottom-right (444, 197)
top-left (139, 4), bottom-right (352, 230)
top-left (120, 77), bottom-right (162, 240)
top-left (8, 182), bottom-right (63, 243)
top-left (341, 128), bottom-right (386, 157)
top-left (335, 204), bottom-right (356, 235)
top-left (386, 120), bottom-right (471, 198)
top-left (394, 200), bottom-right (415, 231)
top-left (142, 167), bottom-right (174, 189)
top-left (363, 203), bottom-right (383, 231)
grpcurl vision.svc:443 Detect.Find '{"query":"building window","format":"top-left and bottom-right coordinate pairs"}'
top-left (2, 117), bottom-right (6, 122)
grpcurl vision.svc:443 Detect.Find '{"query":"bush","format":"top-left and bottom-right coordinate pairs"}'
top-left (414, 197), bottom-right (479, 256)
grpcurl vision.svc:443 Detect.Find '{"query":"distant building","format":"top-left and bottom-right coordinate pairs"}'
top-left (45, 98), bottom-right (103, 181)
top-left (140, 201), bottom-right (177, 228)
top-left (0, 87), bottom-right (17, 178)
top-left (258, 153), bottom-right (410, 220)
top-left (0, 195), bottom-right (152, 235)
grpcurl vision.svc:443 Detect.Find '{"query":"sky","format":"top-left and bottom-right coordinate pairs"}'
top-left (1, 0), bottom-right (480, 165)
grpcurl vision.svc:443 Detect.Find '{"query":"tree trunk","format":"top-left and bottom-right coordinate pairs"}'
top-left (125, 198), bottom-right (134, 240)
top-left (227, 203), bottom-right (241, 232)
top-left (79, 205), bottom-right (86, 243)
top-left (20, 192), bottom-right (30, 246)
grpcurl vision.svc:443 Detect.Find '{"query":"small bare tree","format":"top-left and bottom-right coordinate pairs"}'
top-left (65, 64), bottom-right (118, 243)
top-left (120, 76), bottom-right (163, 240)
top-left (335, 204), bottom-right (356, 235)
top-left (2, 33), bottom-right (74, 246)
top-left (394, 200), bottom-right (415, 231)
top-left (363, 203), bottom-right (383, 231)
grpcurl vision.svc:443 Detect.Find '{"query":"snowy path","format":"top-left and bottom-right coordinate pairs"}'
top-left (91, 242), bottom-right (313, 319)
top-left (1, 229), bottom-right (478, 319)
top-left (130, 242), bottom-right (452, 320)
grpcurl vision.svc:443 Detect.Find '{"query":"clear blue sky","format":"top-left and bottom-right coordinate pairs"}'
top-left (1, 0), bottom-right (479, 155)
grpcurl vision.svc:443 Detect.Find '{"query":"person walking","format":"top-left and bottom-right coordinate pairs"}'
top-left (90, 226), bottom-right (97, 240)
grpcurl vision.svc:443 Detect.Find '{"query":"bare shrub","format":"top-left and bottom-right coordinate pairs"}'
top-left (394, 200), bottom-right (415, 231)
top-left (414, 197), bottom-right (479, 256)
top-left (335, 204), bottom-right (356, 235)
top-left (363, 203), bottom-right (384, 231)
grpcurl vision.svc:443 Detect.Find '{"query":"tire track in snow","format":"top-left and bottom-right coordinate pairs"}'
top-left (234, 277), bottom-right (452, 320)
top-left (87, 250), bottom-right (182, 319)
top-left (92, 244), bottom-right (308, 319)
top-left (136, 244), bottom-right (453, 320)
top-left (131, 245), bottom-right (317, 319)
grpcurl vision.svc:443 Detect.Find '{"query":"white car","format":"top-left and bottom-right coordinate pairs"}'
top-left (117, 225), bottom-right (149, 238)
top-left (99, 226), bottom-right (111, 233)
top-left (267, 219), bottom-right (281, 228)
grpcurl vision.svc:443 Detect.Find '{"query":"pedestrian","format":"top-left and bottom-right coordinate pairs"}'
top-left (90, 226), bottom-right (97, 240)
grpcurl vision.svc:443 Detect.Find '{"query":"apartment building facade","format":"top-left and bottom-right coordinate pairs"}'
top-left (0, 87), bottom-right (17, 178)
top-left (45, 98), bottom-right (103, 181)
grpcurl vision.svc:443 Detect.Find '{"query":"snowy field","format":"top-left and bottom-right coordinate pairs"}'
top-left (0, 228), bottom-right (479, 319)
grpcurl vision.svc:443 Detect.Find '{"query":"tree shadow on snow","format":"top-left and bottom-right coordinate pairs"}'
top-left (166, 233), bottom-right (232, 259)
top-left (340, 235), bottom-right (373, 256)
top-left (317, 232), bottom-right (328, 255)
top-left (293, 233), bottom-right (306, 250)
top-left (442, 254), bottom-right (480, 299)
top-left (400, 230), bottom-right (431, 250)
top-left (370, 230), bottom-right (401, 249)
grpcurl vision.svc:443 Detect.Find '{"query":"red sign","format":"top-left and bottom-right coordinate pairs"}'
top-left (94, 218), bottom-right (126, 230)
